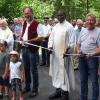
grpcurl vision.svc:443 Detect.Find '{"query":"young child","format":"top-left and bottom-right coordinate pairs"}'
top-left (4, 50), bottom-right (24, 100)
top-left (0, 39), bottom-right (9, 99)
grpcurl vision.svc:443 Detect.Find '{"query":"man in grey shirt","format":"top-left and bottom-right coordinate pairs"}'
top-left (77, 13), bottom-right (100, 100)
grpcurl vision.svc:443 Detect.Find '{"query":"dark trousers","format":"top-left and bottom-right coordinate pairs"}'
top-left (22, 47), bottom-right (38, 91)
top-left (79, 57), bottom-right (99, 100)
top-left (41, 40), bottom-right (50, 65)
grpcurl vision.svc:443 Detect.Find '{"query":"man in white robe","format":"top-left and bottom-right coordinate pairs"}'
top-left (48, 10), bottom-right (75, 100)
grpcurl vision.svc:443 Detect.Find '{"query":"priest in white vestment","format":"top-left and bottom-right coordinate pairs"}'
top-left (48, 10), bottom-right (75, 100)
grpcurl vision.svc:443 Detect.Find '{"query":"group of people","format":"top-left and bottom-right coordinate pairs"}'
top-left (0, 17), bottom-right (24, 100)
top-left (0, 6), bottom-right (100, 100)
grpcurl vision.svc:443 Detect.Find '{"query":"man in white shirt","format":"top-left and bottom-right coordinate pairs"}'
top-left (40, 17), bottom-right (52, 67)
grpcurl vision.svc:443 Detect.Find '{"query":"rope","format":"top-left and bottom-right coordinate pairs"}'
top-left (15, 40), bottom-right (100, 58)
top-left (64, 53), bottom-right (100, 58)
top-left (14, 40), bottom-right (54, 51)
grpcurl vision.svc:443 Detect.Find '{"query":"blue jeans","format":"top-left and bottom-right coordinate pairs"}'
top-left (79, 57), bottom-right (99, 100)
top-left (22, 47), bottom-right (39, 91)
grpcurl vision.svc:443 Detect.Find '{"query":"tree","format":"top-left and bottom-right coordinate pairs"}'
top-left (0, 0), bottom-right (100, 23)
top-left (20, 0), bottom-right (54, 22)
top-left (0, 0), bottom-right (21, 23)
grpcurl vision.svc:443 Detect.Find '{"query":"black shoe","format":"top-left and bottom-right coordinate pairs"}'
top-left (49, 88), bottom-right (61, 99)
top-left (45, 64), bottom-right (49, 67)
top-left (61, 91), bottom-right (69, 100)
top-left (5, 93), bottom-right (9, 98)
top-left (23, 88), bottom-right (31, 94)
top-left (0, 93), bottom-right (3, 99)
top-left (40, 63), bottom-right (46, 66)
top-left (29, 91), bottom-right (38, 98)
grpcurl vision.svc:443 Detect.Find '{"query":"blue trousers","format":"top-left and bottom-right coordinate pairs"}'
top-left (22, 47), bottom-right (39, 91)
top-left (79, 57), bottom-right (99, 100)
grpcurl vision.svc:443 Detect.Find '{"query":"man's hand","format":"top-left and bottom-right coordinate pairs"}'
top-left (86, 53), bottom-right (95, 59)
top-left (86, 47), bottom-right (100, 59)
top-left (76, 49), bottom-right (83, 57)
top-left (63, 47), bottom-right (70, 58)
top-left (65, 47), bottom-right (70, 54)
top-left (48, 47), bottom-right (53, 54)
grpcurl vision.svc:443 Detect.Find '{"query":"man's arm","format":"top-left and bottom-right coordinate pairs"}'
top-left (76, 43), bottom-right (81, 54)
top-left (26, 36), bottom-right (44, 42)
top-left (94, 47), bottom-right (100, 55)
top-left (88, 33), bottom-right (100, 57)
top-left (28, 23), bottom-right (44, 42)
top-left (87, 47), bottom-right (100, 58)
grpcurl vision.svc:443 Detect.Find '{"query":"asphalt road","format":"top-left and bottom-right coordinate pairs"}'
top-left (1, 65), bottom-right (100, 100)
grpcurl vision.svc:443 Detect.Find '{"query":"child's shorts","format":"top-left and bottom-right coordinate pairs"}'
top-left (11, 78), bottom-right (22, 92)
top-left (0, 76), bottom-right (10, 86)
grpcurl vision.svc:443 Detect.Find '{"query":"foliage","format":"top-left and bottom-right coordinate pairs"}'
top-left (20, 0), bottom-right (54, 22)
top-left (0, 0), bottom-right (21, 23)
top-left (0, 0), bottom-right (100, 23)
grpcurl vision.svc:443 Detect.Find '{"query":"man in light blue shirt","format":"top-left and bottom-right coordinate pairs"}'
top-left (77, 13), bottom-right (100, 100)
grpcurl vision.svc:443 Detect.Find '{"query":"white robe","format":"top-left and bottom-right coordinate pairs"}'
top-left (48, 20), bottom-right (75, 91)
top-left (0, 27), bottom-right (14, 51)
